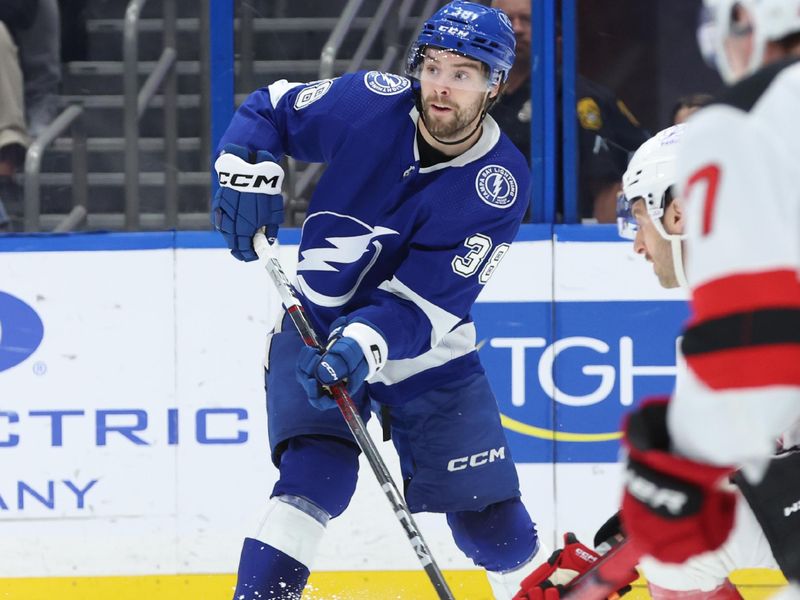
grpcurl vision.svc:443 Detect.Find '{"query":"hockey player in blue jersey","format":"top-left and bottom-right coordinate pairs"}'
top-left (212, 2), bottom-right (548, 598)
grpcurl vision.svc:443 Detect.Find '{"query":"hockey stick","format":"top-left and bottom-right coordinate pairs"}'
top-left (253, 231), bottom-right (456, 600)
top-left (562, 538), bottom-right (642, 600)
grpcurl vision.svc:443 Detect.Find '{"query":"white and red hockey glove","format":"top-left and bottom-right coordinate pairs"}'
top-left (621, 397), bottom-right (737, 564)
top-left (514, 533), bottom-right (636, 600)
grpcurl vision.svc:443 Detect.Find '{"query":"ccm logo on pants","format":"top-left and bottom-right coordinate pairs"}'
top-left (447, 447), bottom-right (506, 472)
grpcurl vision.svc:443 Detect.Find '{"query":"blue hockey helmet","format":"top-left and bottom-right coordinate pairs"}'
top-left (406, 1), bottom-right (516, 89)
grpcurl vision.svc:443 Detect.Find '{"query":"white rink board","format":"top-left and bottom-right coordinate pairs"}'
top-left (0, 228), bottom-right (683, 577)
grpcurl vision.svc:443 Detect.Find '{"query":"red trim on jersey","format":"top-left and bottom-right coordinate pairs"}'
top-left (687, 343), bottom-right (800, 389)
top-left (692, 269), bottom-right (800, 322)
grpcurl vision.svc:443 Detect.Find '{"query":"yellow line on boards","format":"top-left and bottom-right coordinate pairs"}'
top-left (0, 569), bottom-right (785, 600)
top-left (499, 413), bottom-right (622, 442)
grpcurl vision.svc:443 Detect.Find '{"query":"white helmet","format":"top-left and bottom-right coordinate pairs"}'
top-left (617, 124), bottom-right (689, 287)
top-left (699, 0), bottom-right (800, 83)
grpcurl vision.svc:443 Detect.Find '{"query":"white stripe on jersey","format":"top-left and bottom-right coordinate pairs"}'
top-left (268, 79), bottom-right (303, 109)
top-left (373, 322), bottom-right (476, 386)
top-left (378, 275), bottom-right (462, 348)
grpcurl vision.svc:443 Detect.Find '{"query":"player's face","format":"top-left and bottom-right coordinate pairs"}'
top-left (631, 199), bottom-right (682, 289)
top-left (492, 0), bottom-right (531, 63)
top-left (419, 50), bottom-right (495, 140)
top-left (723, 3), bottom-right (756, 80)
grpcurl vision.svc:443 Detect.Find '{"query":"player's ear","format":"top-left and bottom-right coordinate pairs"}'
top-left (671, 196), bottom-right (685, 233)
top-left (489, 81), bottom-right (504, 100)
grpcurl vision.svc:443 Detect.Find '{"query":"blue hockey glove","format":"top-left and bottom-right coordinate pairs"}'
top-left (211, 143), bottom-right (284, 261)
top-left (296, 318), bottom-right (388, 411)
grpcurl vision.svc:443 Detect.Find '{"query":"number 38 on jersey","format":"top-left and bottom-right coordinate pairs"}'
top-left (452, 233), bottom-right (510, 285)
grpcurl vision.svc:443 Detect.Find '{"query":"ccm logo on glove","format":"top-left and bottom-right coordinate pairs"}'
top-left (320, 361), bottom-right (338, 381)
top-left (572, 547), bottom-right (598, 564)
top-left (215, 151), bottom-right (284, 193)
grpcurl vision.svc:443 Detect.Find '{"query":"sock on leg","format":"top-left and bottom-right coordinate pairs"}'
top-left (232, 495), bottom-right (329, 600)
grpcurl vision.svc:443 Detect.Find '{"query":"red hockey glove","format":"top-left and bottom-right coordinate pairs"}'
top-left (621, 397), bottom-right (737, 564)
top-left (514, 533), bottom-right (635, 600)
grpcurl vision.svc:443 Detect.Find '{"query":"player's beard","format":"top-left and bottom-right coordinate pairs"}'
top-left (421, 94), bottom-right (484, 141)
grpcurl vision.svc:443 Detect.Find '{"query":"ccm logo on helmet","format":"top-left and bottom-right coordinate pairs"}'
top-left (447, 447), bottom-right (506, 471)
top-left (437, 25), bottom-right (470, 38)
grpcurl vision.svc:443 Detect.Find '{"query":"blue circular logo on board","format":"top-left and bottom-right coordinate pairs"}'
top-left (363, 71), bottom-right (410, 96)
top-left (475, 165), bottom-right (518, 208)
top-left (0, 291), bottom-right (44, 373)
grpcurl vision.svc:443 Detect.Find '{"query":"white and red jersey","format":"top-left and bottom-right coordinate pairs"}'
top-left (668, 59), bottom-right (800, 468)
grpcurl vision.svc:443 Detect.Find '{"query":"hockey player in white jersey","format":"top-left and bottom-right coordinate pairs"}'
top-left (211, 2), bottom-right (551, 598)
top-left (515, 126), bottom-right (784, 600)
top-left (515, 0), bottom-right (800, 592)
top-left (619, 125), bottom-right (793, 600)
top-left (617, 1), bottom-right (800, 599)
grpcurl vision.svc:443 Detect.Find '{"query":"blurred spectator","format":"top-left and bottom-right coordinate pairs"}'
top-left (18, 0), bottom-right (62, 138)
top-left (0, 1), bottom-right (39, 229)
top-left (575, 78), bottom-right (648, 223)
top-left (670, 92), bottom-right (713, 125)
top-left (487, 0), bottom-right (531, 161)
top-left (490, 0), bottom-right (649, 223)
top-left (0, 0), bottom-right (62, 230)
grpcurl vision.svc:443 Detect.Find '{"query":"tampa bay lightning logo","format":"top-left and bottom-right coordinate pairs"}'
top-left (475, 165), bottom-right (518, 209)
top-left (363, 71), bottom-right (410, 96)
top-left (297, 212), bottom-right (399, 307)
top-left (0, 291), bottom-right (44, 373)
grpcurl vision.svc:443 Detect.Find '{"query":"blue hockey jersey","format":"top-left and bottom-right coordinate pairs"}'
top-left (219, 71), bottom-right (531, 404)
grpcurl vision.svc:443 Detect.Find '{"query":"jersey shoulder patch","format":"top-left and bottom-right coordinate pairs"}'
top-left (363, 71), bottom-right (411, 96)
top-left (474, 164), bottom-right (518, 209)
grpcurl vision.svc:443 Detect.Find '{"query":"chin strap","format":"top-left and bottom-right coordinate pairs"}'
top-left (670, 235), bottom-right (689, 289)
top-left (652, 217), bottom-right (689, 289)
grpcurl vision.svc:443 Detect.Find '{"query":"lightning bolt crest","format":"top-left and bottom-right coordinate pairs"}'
top-left (491, 174), bottom-right (504, 198)
top-left (298, 226), bottom-right (398, 272)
